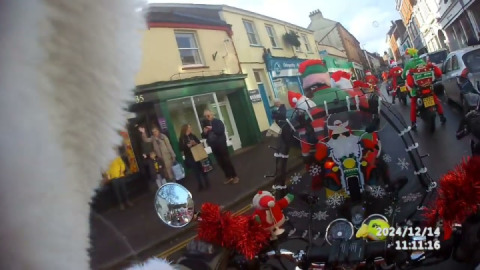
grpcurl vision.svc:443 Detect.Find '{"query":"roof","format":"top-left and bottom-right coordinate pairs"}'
top-left (147, 5), bottom-right (228, 27)
top-left (148, 3), bottom-right (313, 32)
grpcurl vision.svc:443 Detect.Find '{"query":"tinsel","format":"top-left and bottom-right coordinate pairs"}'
top-left (424, 156), bottom-right (480, 239)
top-left (196, 202), bottom-right (270, 259)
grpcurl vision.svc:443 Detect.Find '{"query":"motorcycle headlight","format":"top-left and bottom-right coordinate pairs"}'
top-left (343, 158), bottom-right (356, 169)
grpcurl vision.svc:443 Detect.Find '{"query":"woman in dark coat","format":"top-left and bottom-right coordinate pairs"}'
top-left (179, 124), bottom-right (210, 191)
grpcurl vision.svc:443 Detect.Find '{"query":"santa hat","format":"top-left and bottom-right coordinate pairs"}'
top-left (252, 191), bottom-right (275, 209)
top-left (331, 71), bottom-right (352, 82)
top-left (298, 59), bottom-right (330, 89)
top-left (366, 71), bottom-right (372, 76)
top-left (288, 91), bottom-right (303, 108)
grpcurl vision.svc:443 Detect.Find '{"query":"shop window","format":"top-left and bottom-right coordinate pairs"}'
top-left (167, 97), bottom-right (202, 139)
top-left (243, 20), bottom-right (261, 46)
top-left (265, 24), bottom-right (279, 48)
top-left (175, 32), bottom-right (203, 66)
top-left (301, 34), bottom-right (312, 52)
top-left (273, 77), bottom-right (301, 109)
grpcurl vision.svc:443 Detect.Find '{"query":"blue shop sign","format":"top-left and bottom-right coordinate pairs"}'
top-left (266, 56), bottom-right (306, 78)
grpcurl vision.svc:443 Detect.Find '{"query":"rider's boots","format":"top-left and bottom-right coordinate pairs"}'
top-left (440, 114), bottom-right (446, 124)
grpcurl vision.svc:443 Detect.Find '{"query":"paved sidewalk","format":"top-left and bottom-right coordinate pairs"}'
top-left (90, 137), bottom-right (303, 269)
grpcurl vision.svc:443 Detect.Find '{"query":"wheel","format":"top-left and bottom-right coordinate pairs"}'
top-left (429, 113), bottom-right (436, 133)
top-left (347, 177), bottom-right (362, 202)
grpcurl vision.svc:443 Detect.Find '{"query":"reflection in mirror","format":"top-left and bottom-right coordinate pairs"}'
top-left (155, 183), bottom-right (194, 228)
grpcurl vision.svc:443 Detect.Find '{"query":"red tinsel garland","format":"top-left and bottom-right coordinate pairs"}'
top-left (425, 156), bottom-right (480, 239)
top-left (197, 202), bottom-right (270, 259)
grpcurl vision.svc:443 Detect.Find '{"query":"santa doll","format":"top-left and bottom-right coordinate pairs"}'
top-left (252, 191), bottom-right (294, 240)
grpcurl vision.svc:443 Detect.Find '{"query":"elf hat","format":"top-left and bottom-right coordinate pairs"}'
top-left (252, 191), bottom-right (275, 209)
top-left (298, 59), bottom-right (330, 89)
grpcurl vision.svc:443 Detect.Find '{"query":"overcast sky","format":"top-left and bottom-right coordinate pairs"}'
top-left (148, 0), bottom-right (401, 54)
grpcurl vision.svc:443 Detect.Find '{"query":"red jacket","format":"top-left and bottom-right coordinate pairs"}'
top-left (365, 75), bottom-right (379, 85)
top-left (388, 67), bottom-right (404, 89)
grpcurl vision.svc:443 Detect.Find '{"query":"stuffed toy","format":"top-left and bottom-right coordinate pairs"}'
top-left (288, 91), bottom-right (316, 111)
top-left (252, 191), bottom-right (294, 240)
top-left (331, 71), bottom-right (354, 90)
top-left (356, 219), bottom-right (390, 241)
top-left (0, 0), bottom-right (147, 269)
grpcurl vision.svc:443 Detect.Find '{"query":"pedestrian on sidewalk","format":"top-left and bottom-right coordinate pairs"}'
top-left (202, 109), bottom-right (239, 184)
top-left (106, 147), bottom-right (133, 210)
top-left (271, 99), bottom-right (292, 199)
top-left (138, 126), bottom-right (176, 182)
top-left (179, 124), bottom-right (210, 191)
top-left (145, 151), bottom-right (167, 190)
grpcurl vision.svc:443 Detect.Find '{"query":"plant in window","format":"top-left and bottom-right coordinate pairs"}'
top-left (283, 31), bottom-right (301, 47)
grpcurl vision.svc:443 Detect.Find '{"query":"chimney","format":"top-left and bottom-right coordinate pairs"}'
top-left (309, 9), bottom-right (323, 21)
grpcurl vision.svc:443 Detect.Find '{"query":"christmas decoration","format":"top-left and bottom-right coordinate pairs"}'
top-left (397, 157), bottom-right (409, 170)
top-left (309, 164), bottom-right (322, 176)
top-left (326, 193), bottom-right (344, 208)
top-left (288, 228), bottom-right (296, 237)
top-left (384, 205), bottom-right (401, 216)
top-left (252, 191), bottom-right (294, 240)
top-left (424, 157), bottom-right (480, 240)
top-left (382, 153), bottom-right (392, 163)
top-left (287, 210), bottom-right (309, 218)
top-left (401, 192), bottom-right (422, 203)
top-left (313, 210), bottom-right (329, 221)
top-left (331, 71), bottom-right (353, 90)
top-left (369, 186), bottom-right (386, 198)
top-left (313, 231), bottom-right (322, 240)
top-left (288, 91), bottom-right (316, 111)
top-left (290, 173), bottom-right (302, 185)
top-left (196, 202), bottom-right (270, 259)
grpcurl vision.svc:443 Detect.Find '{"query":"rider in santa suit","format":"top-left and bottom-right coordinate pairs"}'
top-left (387, 62), bottom-right (405, 104)
top-left (364, 71), bottom-right (379, 91)
top-left (402, 48), bottom-right (446, 130)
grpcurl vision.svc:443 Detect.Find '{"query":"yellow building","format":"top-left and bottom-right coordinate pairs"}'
top-left (220, 6), bottom-right (321, 131)
top-left (131, 5), bottom-right (262, 160)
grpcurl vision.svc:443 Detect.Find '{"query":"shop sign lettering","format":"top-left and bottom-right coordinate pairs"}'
top-left (135, 95), bottom-right (144, 103)
top-left (249, 89), bottom-right (262, 103)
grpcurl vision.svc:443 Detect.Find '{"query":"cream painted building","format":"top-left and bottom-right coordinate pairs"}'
top-left (219, 5), bottom-right (320, 131)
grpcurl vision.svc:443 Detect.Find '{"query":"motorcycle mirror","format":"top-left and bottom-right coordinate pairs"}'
top-left (154, 183), bottom-right (195, 228)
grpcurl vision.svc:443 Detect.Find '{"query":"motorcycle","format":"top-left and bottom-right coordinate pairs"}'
top-left (395, 83), bottom-right (409, 106)
top-left (414, 86), bottom-right (437, 133)
top-left (152, 182), bottom-right (479, 270)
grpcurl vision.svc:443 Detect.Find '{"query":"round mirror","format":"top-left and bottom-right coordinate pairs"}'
top-left (154, 183), bottom-right (194, 228)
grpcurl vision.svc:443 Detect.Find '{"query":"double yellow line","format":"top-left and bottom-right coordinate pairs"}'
top-left (157, 203), bottom-right (252, 258)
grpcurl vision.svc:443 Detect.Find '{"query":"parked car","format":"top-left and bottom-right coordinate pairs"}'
top-left (420, 49), bottom-right (449, 96)
top-left (442, 45), bottom-right (480, 113)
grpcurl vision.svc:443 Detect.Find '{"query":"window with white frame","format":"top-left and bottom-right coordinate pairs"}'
top-left (175, 32), bottom-right (203, 66)
top-left (265, 24), bottom-right (279, 48)
top-left (301, 34), bottom-right (312, 52)
top-left (243, 20), bottom-right (260, 46)
top-left (294, 31), bottom-right (302, 52)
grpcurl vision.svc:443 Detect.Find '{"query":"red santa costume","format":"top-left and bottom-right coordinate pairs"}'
top-left (365, 71), bottom-right (379, 90)
top-left (252, 191), bottom-right (294, 239)
top-left (388, 64), bottom-right (404, 103)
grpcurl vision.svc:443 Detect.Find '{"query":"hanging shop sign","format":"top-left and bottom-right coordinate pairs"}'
top-left (266, 55), bottom-right (306, 78)
top-left (249, 89), bottom-right (262, 103)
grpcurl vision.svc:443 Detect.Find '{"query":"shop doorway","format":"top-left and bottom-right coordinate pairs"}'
top-left (211, 101), bottom-right (241, 150)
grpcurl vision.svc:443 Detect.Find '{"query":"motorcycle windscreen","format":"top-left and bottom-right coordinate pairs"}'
top-left (283, 97), bottom-right (436, 245)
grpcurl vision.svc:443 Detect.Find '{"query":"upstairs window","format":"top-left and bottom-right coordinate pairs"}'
top-left (301, 34), bottom-right (312, 52)
top-left (265, 24), bottom-right (279, 48)
top-left (243, 20), bottom-right (261, 46)
top-left (175, 32), bottom-right (203, 66)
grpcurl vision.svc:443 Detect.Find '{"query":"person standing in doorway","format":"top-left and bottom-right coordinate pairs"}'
top-left (138, 126), bottom-right (176, 181)
top-left (179, 124), bottom-right (210, 191)
top-left (106, 147), bottom-right (133, 210)
top-left (202, 109), bottom-right (239, 184)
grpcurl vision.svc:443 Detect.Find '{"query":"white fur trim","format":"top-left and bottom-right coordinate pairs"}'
top-left (252, 191), bottom-right (273, 209)
top-left (292, 97), bottom-right (298, 103)
top-left (126, 258), bottom-right (176, 270)
top-left (267, 201), bottom-right (275, 208)
top-left (0, 0), bottom-right (145, 269)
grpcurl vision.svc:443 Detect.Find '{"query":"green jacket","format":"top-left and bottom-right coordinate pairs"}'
top-left (402, 58), bottom-right (427, 96)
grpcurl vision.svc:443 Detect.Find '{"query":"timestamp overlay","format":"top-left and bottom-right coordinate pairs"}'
top-left (395, 240), bottom-right (441, 250)
top-left (376, 226), bottom-right (441, 238)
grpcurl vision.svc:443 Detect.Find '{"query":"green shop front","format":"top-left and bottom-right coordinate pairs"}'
top-left (264, 54), bottom-right (306, 112)
top-left (129, 74), bottom-right (262, 165)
